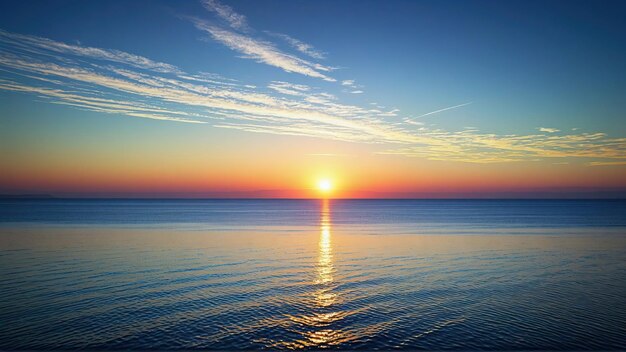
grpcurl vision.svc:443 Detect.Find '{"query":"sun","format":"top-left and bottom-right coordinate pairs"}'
top-left (317, 179), bottom-right (333, 193)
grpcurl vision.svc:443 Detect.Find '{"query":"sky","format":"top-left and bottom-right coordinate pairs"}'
top-left (0, 0), bottom-right (625, 198)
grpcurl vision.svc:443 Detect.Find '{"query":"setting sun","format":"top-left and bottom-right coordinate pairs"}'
top-left (317, 179), bottom-right (333, 193)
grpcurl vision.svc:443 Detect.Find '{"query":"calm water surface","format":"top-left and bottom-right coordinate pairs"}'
top-left (1, 199), bottom-right (625, 350)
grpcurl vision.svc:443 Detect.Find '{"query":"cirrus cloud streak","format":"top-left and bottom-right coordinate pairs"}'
top-left (0, 28), bottom-right (625, 165)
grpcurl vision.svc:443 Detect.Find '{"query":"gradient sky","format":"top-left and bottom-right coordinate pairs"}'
top-left (1, 0), bottom-right (625, 198)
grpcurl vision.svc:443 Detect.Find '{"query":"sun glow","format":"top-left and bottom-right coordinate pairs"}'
top-left (317, 179), bottom-right (333, 194)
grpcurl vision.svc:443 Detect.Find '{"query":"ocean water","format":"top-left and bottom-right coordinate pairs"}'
top-left (0, 199), bottom-right (625, 350)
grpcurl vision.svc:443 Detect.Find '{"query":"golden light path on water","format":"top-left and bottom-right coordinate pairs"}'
top-left (277, 199), bottom-right (358, 349)
top-left (316, 199), bottom-right (333, 288)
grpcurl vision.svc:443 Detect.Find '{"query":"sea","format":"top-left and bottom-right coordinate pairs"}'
top-left (0, 199), bottom-right (625, 350)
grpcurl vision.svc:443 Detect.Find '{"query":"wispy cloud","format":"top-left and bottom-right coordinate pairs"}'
top-left (341, 80), bottom-right (355, 86)
top-left (0, 29), bottom-right (180, 74)
top-left (1, 28), bottom-right (625, 165)
top-left (200, 0), bottom-right (248, 31)
top-left (0, 79), bottom-right (207, 123)
top-left (381, 130), bottom-right (626, 163)
top-left (191, 19), bottom-right (336, 81)
top-left (193, 0), bottom-right (335, 82)
top-left (539, 127), bottom-right (560, 133)
top-left (378, 108), bottom-right (400, 117)
top-left (0, 29), bottom-right (411, 142)
top-left (266, 31), bottom-right (326, 59)
top-left (589, 161), bottom-right (626, 166)
top-left (267, 81), bottom-right (310, 96)
top-left (403, 118), bottom-right (424, 126)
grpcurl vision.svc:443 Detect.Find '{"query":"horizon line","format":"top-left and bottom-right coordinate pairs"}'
top-left (2, 195), bottom-right (626, 201)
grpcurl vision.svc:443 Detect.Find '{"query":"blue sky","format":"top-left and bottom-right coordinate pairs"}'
top-left (1, 0), bottom-right (625, 196)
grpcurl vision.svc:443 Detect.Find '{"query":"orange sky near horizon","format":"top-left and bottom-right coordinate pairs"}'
top-left (2, 133), bottom-right (624, 198)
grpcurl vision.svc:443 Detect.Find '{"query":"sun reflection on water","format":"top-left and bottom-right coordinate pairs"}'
top-left (289, 199), bottom-right (356, 348)
top-left (260, 199), bottom-right (357, 349)
top-left (316, 199), bottom-right (333, 287)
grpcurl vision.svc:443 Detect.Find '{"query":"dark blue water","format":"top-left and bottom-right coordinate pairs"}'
top-left (1, 199), bottom-right (625, 350)
top-left (1, 199), bottom-right (626, 229)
